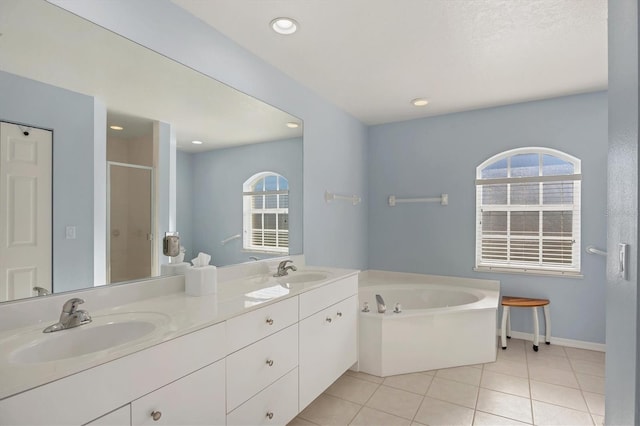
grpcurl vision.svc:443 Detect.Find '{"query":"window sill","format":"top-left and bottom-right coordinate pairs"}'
top-left (474, 266), bottom-right (583, 279)
top-left (242, 249), bottom-right (289, 255)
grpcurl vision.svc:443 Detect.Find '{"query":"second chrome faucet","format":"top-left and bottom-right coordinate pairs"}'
top-left (273, 260), bottom-right (297, 277)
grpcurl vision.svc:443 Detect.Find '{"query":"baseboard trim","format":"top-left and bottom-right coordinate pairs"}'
top-left (496, 329), bottom-right (605, 352)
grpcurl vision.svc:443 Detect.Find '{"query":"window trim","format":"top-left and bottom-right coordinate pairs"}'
top-left (475, 147), bottom-right (582, 277)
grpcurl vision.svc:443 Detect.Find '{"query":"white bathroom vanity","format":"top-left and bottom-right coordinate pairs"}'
top-left (0, 258), bottom-right (358, 425)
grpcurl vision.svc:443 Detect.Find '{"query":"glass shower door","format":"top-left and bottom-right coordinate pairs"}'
top-left (107, 162), bottom-right (154, 284)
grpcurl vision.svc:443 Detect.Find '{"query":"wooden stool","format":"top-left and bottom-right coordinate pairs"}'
top-left (501, 296), bottom-right (550, 352)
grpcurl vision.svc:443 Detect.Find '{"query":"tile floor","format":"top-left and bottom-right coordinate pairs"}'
top-left (288, 339), bottom-right (605, 426)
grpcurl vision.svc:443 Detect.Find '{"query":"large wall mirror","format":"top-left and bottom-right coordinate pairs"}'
top-left (0, 0), bottom-right (303, 303)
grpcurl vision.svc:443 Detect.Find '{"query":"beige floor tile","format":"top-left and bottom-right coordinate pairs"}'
top-left (564, 347), bottom-right (605, 364)
top-left (583, 391), bottom-right (605, 416)
top-left (484, 358), bottom-right (529, 379)
top-left (436, 366), bottom-right (482, 386)
top-left (345, 370), bottom-right (385, 384)
top-left (287, 417), bottom-right (319, 426)
top-left (349, 407), bottom-right (412, 426)
top-left (529, 381), bottom-right (588, 412)
top-left (365, 385), bottom-right (424, 420)
top-left (526, 343), bottom-right (567, 358)
top-left (426, 377), bottom-right (479, 408)
top-left (527, 354), bottom-right (573, 371)
top-left (480, 370), bottom-right (530, 398)
top-left (497, 350), bottom-right (528, 364)
top-left (570, 359), bottom-right (606, 377)
top-left (576, 373), bottom-right (605, 395)
top-left (414, 396), bottom-right (474, 426)
top-left (325, 375), bottom-right (380, 404)
top-left (298, 394), bottom-right (361, 426)
top-left (528, 364), bottom-right (579, 388)
top-left (532, 400), bottom-right (594, 425)
top-left (476, 388), bottom-right (532, 424)
top-left (592, 414), bottom-right (605, 426)
top-left (473, 411), bottom-right (531, 425)
top-left (383, 372), bottom-right (433, 395)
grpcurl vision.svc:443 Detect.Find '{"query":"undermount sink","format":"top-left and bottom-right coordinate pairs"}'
top-left (10, 312), bottom-right (169, 364)
top-left (276, 272), bottom-right (329, 284)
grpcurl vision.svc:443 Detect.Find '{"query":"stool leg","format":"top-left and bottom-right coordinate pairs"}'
top-left (501, 306), bottom-right (510, 349)
top-left (532, 307), bottom-right (539, 352)
top-left (544, 305), bottom-right (551, 344)
top-left (506, 308), bottom-right (511, 339)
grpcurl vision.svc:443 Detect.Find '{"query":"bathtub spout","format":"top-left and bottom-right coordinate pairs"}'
top-left (375, 294), bottom-right (386, 313)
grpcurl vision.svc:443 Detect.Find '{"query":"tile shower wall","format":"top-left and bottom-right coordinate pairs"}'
top-left (368, 92), bottom-right (608, 344)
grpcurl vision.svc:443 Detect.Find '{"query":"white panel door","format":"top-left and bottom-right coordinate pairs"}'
top-left (0, 122), bottom-right (52, 302)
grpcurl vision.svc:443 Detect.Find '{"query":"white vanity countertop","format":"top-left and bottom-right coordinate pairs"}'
top-left (0, 266), bottom-right (358, 400)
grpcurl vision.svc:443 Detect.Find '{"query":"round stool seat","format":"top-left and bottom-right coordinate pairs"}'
top-left (502, 296), bottom-right (549, 308)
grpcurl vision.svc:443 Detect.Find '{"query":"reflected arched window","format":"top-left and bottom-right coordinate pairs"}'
top-left (475, 147), bottom-right (581, 276)
top-left (243, 172), bottom-right (289, 253)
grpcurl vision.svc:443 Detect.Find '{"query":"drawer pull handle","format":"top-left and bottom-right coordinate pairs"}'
top-left (326, 317), bottom-right (332, 323)
top-left (337, 311), bottom-right (343, 317)
top-left (151, 411), bottom-right (162, 421)
top-left (266, 359), bottom-right (274, 366)
top-left (266, 318), bottom-right (274, 325)
top-left (266, 412), bottom-right (274, 420)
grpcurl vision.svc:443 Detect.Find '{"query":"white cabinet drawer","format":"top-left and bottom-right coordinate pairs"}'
top-left (227, 368), bottom-right (298, 426)
top-left (299, 275), bottom-right (358, 319)
top-left (299, 295), bottom-right (358, 410)
top-left (131, 360), bottom-right (225, 426)
top-left (226, 324), bottom-right (298, 412)
top-left (227, 296), bottom-right (298, 353)
top-left (84, 405), bottom-right (131, 426)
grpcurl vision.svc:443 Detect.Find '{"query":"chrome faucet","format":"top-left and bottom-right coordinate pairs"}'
top-left (273, 260), bottom-right (297, 277)
top-left (43, 298), bottom-right (92, 333)
top-left (375, 294), bottom-right (386, 313)
top-left (33, 286), bottom-right (50, 296)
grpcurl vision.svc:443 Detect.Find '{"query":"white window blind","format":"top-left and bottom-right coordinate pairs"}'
top-left (475, 148), bottom-right (581, 276)
top-left (243, 172), bottom-right (289, 253)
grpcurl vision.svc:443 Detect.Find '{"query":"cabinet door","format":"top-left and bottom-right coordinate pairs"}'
top-left (299, 295), bottom-right (357, 410)
top-left (84, 405), bottom-right (131, 426)
top-left (131, 360), bottom-right (225, 426)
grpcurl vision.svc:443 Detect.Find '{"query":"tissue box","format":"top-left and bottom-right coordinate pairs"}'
top-left (160, 262), bottom-right (191, 276)
top-left (185, 265), bottom-right (217, 296)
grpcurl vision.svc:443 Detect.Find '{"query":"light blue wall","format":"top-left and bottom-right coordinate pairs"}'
top-left (368, 92), bottom-right (608, 344)
top-left (0, 70), bottom-right (95, 293)
top-left (176, 151), bottom-right (194, 262)
top-left (606, 0), bottom-right (639, 423)
top-left (51, 0), bottom-right (369, 270)
top-left (177, 138), bottom-right (303, 266)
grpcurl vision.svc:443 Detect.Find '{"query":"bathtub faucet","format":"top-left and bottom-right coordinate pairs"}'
top-left (375, 294), bottom-right (386, 313)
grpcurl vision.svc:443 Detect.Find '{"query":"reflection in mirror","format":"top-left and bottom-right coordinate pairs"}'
top-left (0, 0), bottom-right (303, 303)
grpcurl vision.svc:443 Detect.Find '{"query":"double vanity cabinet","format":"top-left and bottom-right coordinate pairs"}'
top-left (0, 269), bottom-right (358, 426)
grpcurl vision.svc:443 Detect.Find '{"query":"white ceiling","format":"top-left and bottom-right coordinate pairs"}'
top-left (172, 0), bottom-right (608, 125)
top-left (0, 0), bottom-right (302, 152)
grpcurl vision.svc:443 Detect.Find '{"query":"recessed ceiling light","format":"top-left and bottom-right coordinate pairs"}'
top-left (411, 98), bottom-right (429, 107)
top-left (192, 140), bottom-right (203, 145)
top-left (286, 122), bottom-right (299, 128)
top-left (270, 17), bottom-right (298, 35)
top-left (109, 125), bottom-right (123, 130)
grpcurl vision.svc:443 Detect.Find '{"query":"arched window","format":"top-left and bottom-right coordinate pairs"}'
top-left (243, 172), bottom-right (289, 253)
top-left (475, 147), bottom-right (581, 276)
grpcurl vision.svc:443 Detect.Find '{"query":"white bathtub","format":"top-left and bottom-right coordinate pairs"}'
top-left (357, 271), bottom-right (500, 377)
